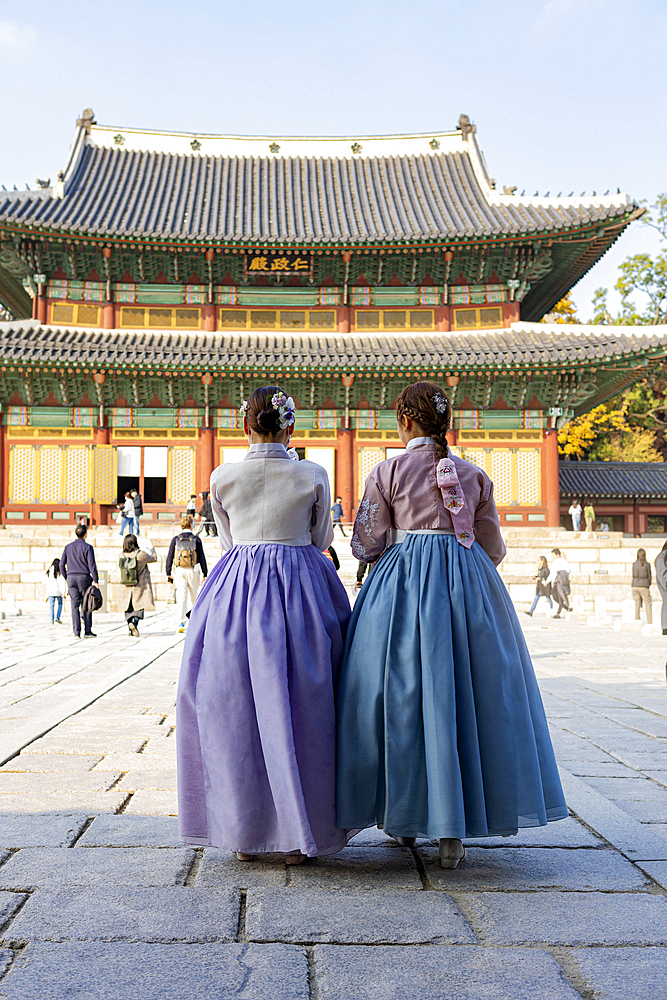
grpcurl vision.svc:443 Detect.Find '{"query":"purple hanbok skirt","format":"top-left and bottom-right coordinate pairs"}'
top-left (176, 543), bottom-right (352, 856)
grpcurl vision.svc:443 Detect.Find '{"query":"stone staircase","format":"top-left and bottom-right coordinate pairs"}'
top-left (0, 524), bottom-right (662, 615)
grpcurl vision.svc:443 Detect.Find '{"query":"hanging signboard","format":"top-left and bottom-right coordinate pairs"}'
top-left (244, 252), bottom-right (313, 279)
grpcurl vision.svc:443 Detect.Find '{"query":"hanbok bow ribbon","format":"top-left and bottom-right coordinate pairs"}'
top-left (436, 458), bottom-right (474, 549)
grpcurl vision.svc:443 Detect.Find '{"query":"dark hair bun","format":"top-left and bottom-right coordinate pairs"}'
top-left (245, 385), bottom-right (293, 437)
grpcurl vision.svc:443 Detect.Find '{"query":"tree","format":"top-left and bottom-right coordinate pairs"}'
top-left (558, 403), bottom-right (626, 460)
top-left (542, 291), bottom-right (579, 324)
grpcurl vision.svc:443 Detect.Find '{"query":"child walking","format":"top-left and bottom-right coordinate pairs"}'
top-left (177, 386), bottom-right (352, 862)
top-left (336, 382), bottom-right (567, 868)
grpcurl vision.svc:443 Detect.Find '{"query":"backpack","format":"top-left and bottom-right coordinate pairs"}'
top-left (175, 534), bottom-right (197, 569)
top-left (119, 553), bottom-right (139, 587)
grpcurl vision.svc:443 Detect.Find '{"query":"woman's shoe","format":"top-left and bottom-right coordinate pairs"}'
top-left (55, 619), bottom-right (62, 624)
top-left (128, 622), bottom-right (140, 637)
top-left (553, 614), bottom-right (561, 619)
top-left (387, 833), bottom-right (416, 848)
top-left (235, 852), bottom-right (253, 861)
top-left (438, 838), bottom-right (465, 869)
top-left (284, 852), bottom-right (306, 865)
top-left (524, 611), bottom-right (533, 617)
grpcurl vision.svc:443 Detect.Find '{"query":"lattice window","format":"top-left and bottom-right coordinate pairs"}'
top-left (250, 311), bottom-right (276, 329)
top-left (517, 449), bottom-right (540, 505)
top-left (175, 309), bottom-right (200, 328)
top-left (309, 311), bottom-right (335, 329)
top-left (383, 311), bottom-right (406, 329)
top-left (280, 311), bottom-right (306, 330)
top-left (93, 445), bottom-right (116, 504)
top-left (219, 310), bottom-right (247, 329)
top-left (356, 311), bottom-right (381, 330)
top-left (77, 305), bottom-right (100, 325)
top-left (121, 307), bottom-right (145, 327)
top-left (461, 449), bottom-right (487, 473)
top-left (148, 308), bottom-right (172, 328)
top-left (10, 446), bottom-right (36, 503)
top-left (358, 447), bottom-right (385, 500)
top-left (453, 307), bottom-right (502, 330)
top-left (169, 447), bottom-right (195, 504)
top-left (39, 447), bottom-right (63, 504)
top-left (490, 449), bottom-right (513, 505)
top-left (65, 447), bottom-right (90, 504)
top-left (410, 310), bottom-right (434, 328)
top-left (51, 303), bottom-right (75, 324)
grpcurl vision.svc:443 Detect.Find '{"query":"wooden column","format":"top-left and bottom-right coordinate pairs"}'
top-left (198, 427), bottom-right (217, 495)
top-left (0, 423), bottom-right (6, 517)
top-left (102, 303), bottom-right (115, 329)
top-left (337, 429), bottom-right (354, 522)
top-left (202, 305), bottom-right (216, 332)
top-left (91, 425), bottom-right (110, 526)
top-left (36, 294), bottom-right (47, 324)
top-left (544, 430), bottom-right (560, 527)
top-left (633, 498), bottom-right (641, 537)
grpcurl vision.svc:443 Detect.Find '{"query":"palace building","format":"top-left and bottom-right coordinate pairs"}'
top-left (0, 109), bottom-right (664, 530)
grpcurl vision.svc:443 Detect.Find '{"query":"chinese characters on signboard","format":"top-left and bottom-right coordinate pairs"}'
top-left (244, 252), bottom-right (312, 278)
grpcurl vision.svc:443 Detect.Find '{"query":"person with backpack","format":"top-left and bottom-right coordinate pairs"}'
top-left (166, 514), bottom-right (208, 633)
top-left (119, 534), bottom-right (157, 637)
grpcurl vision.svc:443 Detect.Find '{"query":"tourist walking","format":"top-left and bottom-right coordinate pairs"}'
top-left (61, 524), bottom-right (99, 638)
top-left (197, 491), bottom-right (217, 537)
top-left (568, 500), bottom-right (582, 532)
top-left (119, 534), bottom-right (157, 637)
top-left (547, 548), bottom-right (571, 618)
top-left (584, 499), bottom-right (596, 534)
top-left (655, 542), bottom-right (667, 635)
top-left (130, 489), bottom-right (143, 536)
top-left (525, 555), bottom-right (553, 616)
top-left (335, 382), bottom-right (566, 870)
top-left (118, 492), bottom-right (135, 537)
top-left (166, 515), bottom-right (208, 633)
top-left (44, 558), bottom-right (67, 624)
top-left (331, 496), bottom-right (347, 536)
top-left (186, 495), bottom-right (197, 516)
top-left (177, 386), bottom-right (352, 862)
top-left (355, 560), bottom-right (369, 590)
top-left (631, 549), bottom-right (652, 625)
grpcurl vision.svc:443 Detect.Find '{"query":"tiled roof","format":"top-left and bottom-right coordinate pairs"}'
top-left (560, 461), bottom-right (667, 499)
top-left (0, 124), bottom-right (635, 244)
top-left (2, 320), bottom-right (667, 369)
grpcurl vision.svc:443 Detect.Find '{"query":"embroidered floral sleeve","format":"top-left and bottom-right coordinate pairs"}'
top-left (351, 469), bottom-right (392, 562)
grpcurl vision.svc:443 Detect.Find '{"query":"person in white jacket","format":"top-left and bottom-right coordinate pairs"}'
top-left (45, 557), bottom-right (67, 624)
top-left (546, 548), bottom-right (571, 618)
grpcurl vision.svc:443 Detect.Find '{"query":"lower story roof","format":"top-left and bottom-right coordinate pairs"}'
top-left (560, 461), bottom-right (667, 499)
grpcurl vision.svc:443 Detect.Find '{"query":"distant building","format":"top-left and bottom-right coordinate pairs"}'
top-left (560, 461), bottom-right (667, 535)
top-left (1, 110), bottom-right (665, 529)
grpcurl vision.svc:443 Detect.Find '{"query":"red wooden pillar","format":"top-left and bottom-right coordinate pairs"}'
top-left (0, 423), bottom-right (6, 517)
top-left (337, 429), bottom-right (354, 522)
top-left (91, 425), bottom-right (110, 525)
top-left (199, 427), bottom-right (216, 495)
top-left (202, 305), bottom-right (216, 332)
top-left (544, 430), bottom-right (560, 527)
top-left (101, 303), bottom-right (115, 329)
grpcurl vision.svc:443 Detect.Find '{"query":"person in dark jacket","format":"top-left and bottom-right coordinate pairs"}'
top-left (525, 555), bottom-right (553, 616)
top-left (197, 491), bottom-right (217, 536)
top-left (655, 542), bottom-right (667, 634)
top-left (130, 490), bottom-right (143, 536)
top-left (632, 549), bottom-right (652, 625)
top-left (61, 524), bottom-right (99, 638)
top-left (331, 497), bottom-right (347, 537)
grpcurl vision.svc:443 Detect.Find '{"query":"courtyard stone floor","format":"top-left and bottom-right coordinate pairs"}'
top-left (0, 606), bottom-right (666, 998)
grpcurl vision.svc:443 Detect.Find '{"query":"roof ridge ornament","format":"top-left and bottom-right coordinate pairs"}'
top-left (457, 114), bottom-right (475, 140)
top-left (76, 108), bottom-right (96, 134)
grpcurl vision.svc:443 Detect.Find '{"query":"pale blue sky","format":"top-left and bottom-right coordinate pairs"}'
top-left (1, 0), bottom-right (665, 318)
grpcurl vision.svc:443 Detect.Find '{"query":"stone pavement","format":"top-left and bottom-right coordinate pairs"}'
top-left (0, 609), bottom-right (665, 997)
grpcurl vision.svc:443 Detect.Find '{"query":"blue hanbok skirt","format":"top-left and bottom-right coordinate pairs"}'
top-left (336, 533), bottom-right (568, 839)
top-left (177, 543), bottom-right (352, 856)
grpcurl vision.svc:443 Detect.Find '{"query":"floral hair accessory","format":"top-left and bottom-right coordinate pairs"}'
top-left (432, 393), bottom-right (448, 415)
top-left (239, 400), bottom-right (248, 417)
top-left (271, 391), bottom-right (295, 429)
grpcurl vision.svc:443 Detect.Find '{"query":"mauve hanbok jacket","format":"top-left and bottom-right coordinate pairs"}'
top-left (351, 438), bottom-right (507, 566)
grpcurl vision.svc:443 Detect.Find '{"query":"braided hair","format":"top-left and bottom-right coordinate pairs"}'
top-left (396, 381), bottom-right (452, 457)
top-left (245, 385), bottom-right (294, 437)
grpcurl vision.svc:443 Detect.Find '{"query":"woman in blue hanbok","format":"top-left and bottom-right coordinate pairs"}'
top-left (336, 381), bottom-right (567, 868)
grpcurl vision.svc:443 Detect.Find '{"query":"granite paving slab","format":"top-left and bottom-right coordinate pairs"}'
top-left (583, 776), bottom-right (667, 800)
top-left (0, 847), bottom-right (194, 889)
top-left (289, 847), bottom-right (421, 890)
top-left (618, 801), bottom-right (667, 823)
top-left (196, 849), bottom-right (288, 888)
top-left (90, 753), bottom-right (176, 772)
top-left (0, 814), bottom-right (88, 848)
top-left (123, 789), bottom-right (177, 815)
top-left (0, 792), bottom-right (126, 814)
top-left (569, 761), bottom-right (644, 778)
top-left (0, 949), bottom-right (12, 978)
top-left (0, 941), bottom-right (308, 1000)
top-left (418, 847), bottom-right (649, 891)
top-left (314, 944), bottom-right (581, 1000)
top-left (0, 772), bottom-right (122, 794)
top-left (0, 754), bottom-right (103, 772)
top-left (27, 737), bottom-right (148, 754)
top-left (0, 891), bottom-right (26, 928)
top-left (118, 770), bottom-right (176, 791)
top-left (572, 947), bottom-right (667, 1000)
top-left (347, 827), bottom-right (395, 847)
top-left (246, 888), bottom-right (474, 944)
top-left (5, 888), bottom-right (239, 943)
top-left (463, 891), bottom-right (667, 944)
top-left (77, 815), bottom-right (182, 847)
top-left (635, 860), bottom-right (667, 889)
top-left (463, 817), bottom-right (601, 849)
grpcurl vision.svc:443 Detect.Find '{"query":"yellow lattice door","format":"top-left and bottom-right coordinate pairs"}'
top-left (39, 447), bottom-right (63, 503)
top-left (169, 447), bottom-right (196, 504)
top-left (357, 448), bottom-right (385, 501)
top-left (65, 447), bottom-right (91, 504)
top-left (93, 445), bottom-right (117, 504)
top-left (516, 449), bottom-right (540, 505)
top-left (9, 445), bottom-right (37, 503)
top-left (490, 449), bottom-right (513, 505)
top-left (460, 449), bottom-right (488, 474)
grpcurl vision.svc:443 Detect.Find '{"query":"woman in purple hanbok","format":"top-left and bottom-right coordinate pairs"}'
top-left (177, 386), bottom-right (352, 862)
